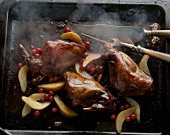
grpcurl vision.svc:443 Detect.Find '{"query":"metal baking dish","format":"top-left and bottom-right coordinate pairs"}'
top-left (0, 0), bottom-right (170, 134)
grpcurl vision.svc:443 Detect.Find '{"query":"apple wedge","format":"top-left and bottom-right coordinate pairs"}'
top-left (37, 82), bottom-right (65, 91)
top-left (139, 54), bottom-right (151, 76)
top-left (22, 103), bottom-right (32, 117)
top-left (60, 32), bottom-right (85, 46)
top-left (22, 96), bottom-right (50, 110)
top-left (125, 97), bottom-right (141, 123)
top-left (18, 65), bottom-right (29, 93)
top-left (29, 93), bottom-right (45, 100)
top-left (116, 107), bottom-right (136, 133)
top-left (22, 93), bottom-right (45, 117)
top-left (83, 53), bottom-right (102, 68)
top-left (54, 95), bottom-right (79, 117)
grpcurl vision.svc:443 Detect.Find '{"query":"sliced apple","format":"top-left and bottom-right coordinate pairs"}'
top-left (116, 107), bottom-right (136, 133)
top-left (22, 93), bottom-right (45, 117)
top-left (29, 93), bottom-right (45, 100)
top-left (60, 32), bottom-right (85, 46)
top-left (139, 54), bottom-right (151, 76)
top-left (54, 95), bottom-right (79, 117)
top-left (37, 82), bottom-right (65, 91)
top-left (18, 65), bottom-right (29, 93)
top-left (83, 53), bottom-right (102, 68)
top-left (22, 103), bottom-right (32, 117)
top-left (125, 97), bottom-right (141, 123)
top-left (22, 96), bottom-right (50, 110)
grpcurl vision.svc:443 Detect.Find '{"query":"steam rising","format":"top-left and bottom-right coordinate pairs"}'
top-left (69, 4), bottom-right (122, 25)
top-left (68, 4), bottom-right (157, 51)
top-left (4, 3), bottom-right (162, 81)
top-left (9, 3), bottom-right (161, 53)
top-left (68, 4), bottom-right (159, 43)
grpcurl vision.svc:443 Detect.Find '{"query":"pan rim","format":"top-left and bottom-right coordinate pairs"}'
top-left (0, 1), bottom-right (170, 134)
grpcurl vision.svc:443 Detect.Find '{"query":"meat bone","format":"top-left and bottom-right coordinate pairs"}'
top-left (81, 33), bottom-right (170, 63)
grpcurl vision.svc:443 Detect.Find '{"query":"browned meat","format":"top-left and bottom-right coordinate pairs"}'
top-left (20, 40), bottom-right (86, 77)
top-left (106, 48), bottom-right (153, 96)
top-left (40, 40), bottom-right (86, 76)
top-left (24, 57), bottom-right (43, 77)
top-left (64, 71), bottom-right (117, 110)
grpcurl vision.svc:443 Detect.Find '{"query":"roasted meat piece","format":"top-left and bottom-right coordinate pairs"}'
top-left (64, 71), bottom-right (117, 110)
top-left (106, 48), bottom-right (153, 96)
top-left (40, 40), bottom-right (86, 76)
top-left (20, 40), bottom-right (86, 77)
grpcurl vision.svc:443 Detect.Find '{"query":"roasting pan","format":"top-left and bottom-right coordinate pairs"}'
top-left (0, 0), bottom-right (170, 134)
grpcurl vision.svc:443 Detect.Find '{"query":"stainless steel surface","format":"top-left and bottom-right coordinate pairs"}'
top-left (8, 130), bottom-right (163, 135)
top-left (75, 24), bottom-right (170, 39)
top-left (74, 24), bottom-right (145, 40)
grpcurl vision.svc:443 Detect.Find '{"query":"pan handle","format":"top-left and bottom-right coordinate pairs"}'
top-left (146, 30), bottom-right (170, 37)
top-left (138, 46), bottom-right (170, 63)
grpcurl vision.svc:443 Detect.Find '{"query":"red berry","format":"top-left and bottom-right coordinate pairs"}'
top-left (49, 96), bottom-right (54, 101)
top-left (34, 110), bottom-right (40, 117)
top-left (95, 65), bottom-right (99, 71)
top-left (38, 88), bottom-right (44, 93)
top-left (80, 58), bottom-right (84, 64)
top-left (49, 91), bottom-right (54, 96)
top-left (49, 77), bottom-right (53, 83)
top-left (65, 27), bottom-right (71, 32)
top-left (86, 65), bottom-right (91, 72)
top-left (44, 94), bottom-right (49, 100)
top-left (36, 48), bottom-right (42, 54)
top-left (130, 114), bottom-right (136, 120)
top-left (35, 53), bottom-right (40, 58)
top-left (111, 114), bottom-right (116, 120)
top-left (32, 49), bottom-right (37, 55)
top-left (85, 41), bottom-right (90, 47)
top-left (90, 67), bottom-right (95, 74)
top-left (125, 104), bottom-right (130, 109)
top-left (83, 52), bottom-right (88, 58)
top-left (120, 105), bottom-right (125, 110)
top-left (18, 63), bottom-right (23, 69)
top-left (40, 97), bottom-right (45, 103)
top-left (52, 107), bottom-right (57, 113)
top-left (80, 65), bottom-right (84, 71)
top-left (125, 116), bottom-right (131, 122)
top-left (53, 76), bottom-right (58, 82)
